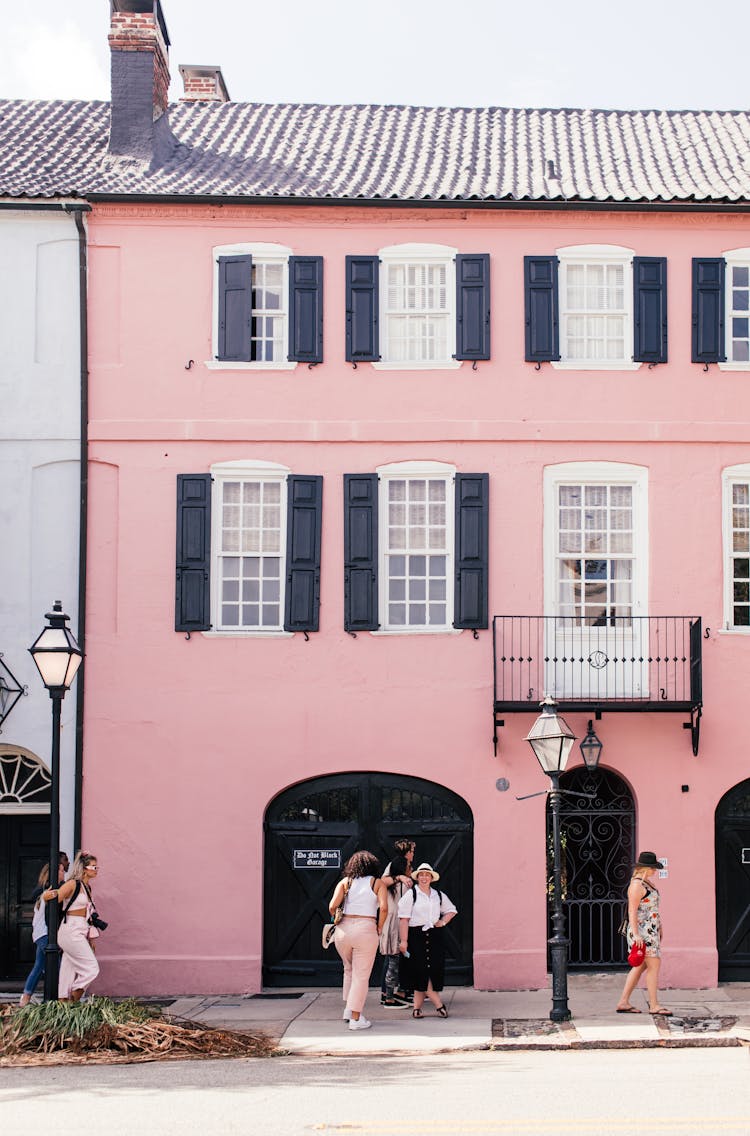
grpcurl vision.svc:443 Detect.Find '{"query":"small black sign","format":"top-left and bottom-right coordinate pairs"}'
top-left (293, 849), bottom-right (341, 870)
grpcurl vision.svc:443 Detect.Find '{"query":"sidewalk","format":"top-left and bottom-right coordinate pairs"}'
top-left (164, 973), bottom-right (750, 1055)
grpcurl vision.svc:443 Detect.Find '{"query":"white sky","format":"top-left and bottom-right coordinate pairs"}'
top-left (1, 0), bottom-right (749, 110)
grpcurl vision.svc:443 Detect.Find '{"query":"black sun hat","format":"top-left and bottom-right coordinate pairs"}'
top-left (635, 851), bottom-right (664, 869)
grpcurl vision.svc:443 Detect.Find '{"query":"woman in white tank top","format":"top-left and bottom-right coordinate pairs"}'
top-left (328, 851), bottom-right (388, 1031)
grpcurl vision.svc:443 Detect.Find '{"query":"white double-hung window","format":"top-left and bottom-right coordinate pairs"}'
top-left (723, 465), bottom-right (750, 628)
top-left (211, 460), bottom-right (289, 632)
top-left (376, 244), bottom-right (459, 368)
top-left (556, 245), bottom-right (638, 369)
top-left (724, 250), bottom-right (750, 367)
top-left (378, 460), bottom-right (455, 630)
top-left (211, 243), bottom-right (296, 369)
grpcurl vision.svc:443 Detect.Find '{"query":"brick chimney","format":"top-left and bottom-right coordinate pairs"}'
top-left (108, 0), bottom-right (172, 158)
top-left (179, 65), bottom-right (230, 103)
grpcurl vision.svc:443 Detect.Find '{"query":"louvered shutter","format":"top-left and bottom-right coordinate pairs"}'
top-left (692, 258), bottom-right (726, 363)
top-left (284, 476), bottom-right (323, 632)
top-left (454, 473), bottom-right (489, 630)
top-left (633, 257), bottom-right (668, 363)
top-left (524, 256), bottom-right (560, 361)
top-left (175, 474), bottom-right (211, 631)
top-left (288, 256), bottom-right (323, 363)
top-left (455, 254), bottom-right (491, 360)
top-left (343, 474), bottom-right (379, 631)
top-left (345, 256), bottom-right (380, 362)
top-left (217, 255), bottom-right (252, 362)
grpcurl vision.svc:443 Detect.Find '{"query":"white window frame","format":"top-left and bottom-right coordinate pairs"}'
top-left (722, 464), bottom-right (750, 631)
top-left (208, 243), bottom-right (298, 371)
top-left (206, 459), bottom-right (293, 637)
top-left (373, 243), bottom-right (461, 370)
top-left (720, 249), bottom-right (750, 370)
top-left (543, 461), bottom-right (649, 617)
top-left (552, 244), bottom-right (640, 371)
top-left (373, 459), bottom-right (460, 634)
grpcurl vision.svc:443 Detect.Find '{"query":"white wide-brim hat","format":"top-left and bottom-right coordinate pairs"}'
top-left (412, 863), bottom-right (440, 882)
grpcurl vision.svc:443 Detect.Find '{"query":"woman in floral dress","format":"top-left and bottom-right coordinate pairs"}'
top-left (616, 851), bottom-right (672, 1016)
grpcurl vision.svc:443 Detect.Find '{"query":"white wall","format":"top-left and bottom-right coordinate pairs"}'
top-left (0, 208), bottom-right (82, 857)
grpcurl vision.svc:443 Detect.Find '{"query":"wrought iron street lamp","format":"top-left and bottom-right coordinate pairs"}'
top-left (524, 696), bottom-right (576, 1022)
top-left (29, 602), bottom-right (82, 1002)
top-left (579, 720), bottom-right (603, 773)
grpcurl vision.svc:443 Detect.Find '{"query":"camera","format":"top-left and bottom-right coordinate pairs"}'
top-left (89, 912), bottom-right (108, 931)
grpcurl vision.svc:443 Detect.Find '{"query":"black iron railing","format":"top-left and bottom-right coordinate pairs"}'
top-left (493, 615), bottom-right (703, 754)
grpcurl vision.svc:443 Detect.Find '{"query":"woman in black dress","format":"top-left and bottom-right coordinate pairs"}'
top-left (397, 863), bottom-right (457, 1018)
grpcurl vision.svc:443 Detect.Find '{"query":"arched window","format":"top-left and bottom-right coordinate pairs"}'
top-left (0, 747), bottom-right (50, 812)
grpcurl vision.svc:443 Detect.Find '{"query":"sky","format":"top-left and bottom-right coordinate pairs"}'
top-left (1, 0), bottom-right (750, 111)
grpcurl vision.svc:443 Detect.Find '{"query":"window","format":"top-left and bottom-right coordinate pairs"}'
top-left (525, 247), bottom-right (666, 368)
top-left (211, 244), bottom-right (323, 368)
top-left (343, 465), bottom-right (489, 633)
top-left (175, 463), bottom-right (322, 634)
top-left (213, 464), bottom-right (287, 631)
top-left (723, 465), bottom-right (750, 628)
top-left (724, 251), bottom-right (750, 367)
top-left (559, 246), bottom-right (635, 368)
top-left (345, 245), bottom-right (490, 367)
top-left (544, 463), bottom-right (648, 620)
top-left (380, 463), bottom-right (454, 629)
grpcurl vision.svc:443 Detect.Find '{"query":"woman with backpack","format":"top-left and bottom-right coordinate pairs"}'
top-left (19, 853), bottom-right (69, 1007)
top-left (398, 863), bottom-right (457, 1018)
top-left (42, 850), bottom-right (101, 1001)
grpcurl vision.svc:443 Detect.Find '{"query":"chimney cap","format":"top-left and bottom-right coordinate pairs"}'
top-left (178, 64), bottom-right (230, 103)
top-left (110, 0), bottom-right (170, 48)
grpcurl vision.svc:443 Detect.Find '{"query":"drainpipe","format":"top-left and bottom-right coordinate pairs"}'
top-left (66, 205), bottom-right (89, 856)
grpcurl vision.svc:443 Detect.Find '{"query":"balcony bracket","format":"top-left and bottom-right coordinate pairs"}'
top-left (683, 705), bottom-right (702, 756)
top-left (493, 714), bottom-right (505, 756)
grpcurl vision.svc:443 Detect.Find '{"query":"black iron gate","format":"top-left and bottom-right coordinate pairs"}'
top-left (716, 778), bottom-right (750, 981)
top-left (547, 767), bottom-right (635, 969)
top-left (263, 772), bottom-right (473, 987)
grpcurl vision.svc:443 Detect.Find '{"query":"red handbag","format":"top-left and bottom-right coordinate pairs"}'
top-left (628, 942), bottom-right (646, 966)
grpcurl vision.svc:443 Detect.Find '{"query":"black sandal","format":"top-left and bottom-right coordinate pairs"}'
top-left (412, 1008), bottom-right (424, 1018)
top-left (435, 1005), bottom-right (448, 1018)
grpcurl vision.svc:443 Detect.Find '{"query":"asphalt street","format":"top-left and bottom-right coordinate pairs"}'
top-left (2, 1048), bottom-right (749, 1136)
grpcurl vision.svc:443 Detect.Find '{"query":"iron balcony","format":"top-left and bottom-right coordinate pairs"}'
top-left (492, 615), bottom-right (703, 754)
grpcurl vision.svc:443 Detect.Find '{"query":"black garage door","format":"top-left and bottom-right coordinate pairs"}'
top-left (716, 778), bottom-right (750, 981)
top-left (263, 772), bottom-right (473, 987)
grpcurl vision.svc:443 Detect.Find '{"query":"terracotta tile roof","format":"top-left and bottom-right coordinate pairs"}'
top-left (2, 99), bottom-right (750, 203)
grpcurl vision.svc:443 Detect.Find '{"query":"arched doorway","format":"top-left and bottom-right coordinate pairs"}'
top-left (716, 778), bottom-right (750, 980)
top-left (263, 772), bottom-right (474, 987)
top-left (547, 766), bottom-right (635, 969)
top-left (0, 747), bottom-right (51, 982)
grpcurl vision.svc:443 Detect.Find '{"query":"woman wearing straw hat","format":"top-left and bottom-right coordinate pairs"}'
top-left (397, 863), bottom-right (457, 1018)
top-left (616, 851), bottom-right (672, 1016)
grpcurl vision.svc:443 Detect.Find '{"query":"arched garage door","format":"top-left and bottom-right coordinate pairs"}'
top-left (263, 772), bottom-right (473, 987)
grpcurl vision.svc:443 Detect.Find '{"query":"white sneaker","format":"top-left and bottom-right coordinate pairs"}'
top-left (348, 1016), bottom-right (372, 1031)
top-left (343, 1010), bottom-right (352, 1022)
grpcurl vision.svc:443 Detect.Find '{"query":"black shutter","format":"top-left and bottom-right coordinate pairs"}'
top-left (288, 256), bottom-right (323, 363)
top-left (343, 474), bottom-right (378, 631)
top-left (692, 258), bottom-right (726, 363)
top-left (633, 256), bottom-right (668, 363)
top-left (455, 253), bottom-right (490, 360)
top-left (524, 256), bottom-right (559, 361)
top-left (345, 256), bottom-right (380, 362)
top-left (176, 474), bottom-right (211, 632)
top-left (217, 255), bottom-right (252, 362)
top-left (284, 476), bottom-right (323, 632)
top-left (454, 473), bottom-right (489, 630)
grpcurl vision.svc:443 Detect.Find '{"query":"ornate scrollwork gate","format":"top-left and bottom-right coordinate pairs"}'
top-left (546, 767), bottom-right (635, 969)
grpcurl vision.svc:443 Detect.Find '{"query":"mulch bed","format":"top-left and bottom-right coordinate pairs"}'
top-left (0, 1002), bottom-right (276, 1065)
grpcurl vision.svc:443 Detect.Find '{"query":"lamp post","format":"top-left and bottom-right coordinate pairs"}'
top-left (524, 696), bottom-right (576, 1022)
top-left (29, 602), bottom-right (82, 1001)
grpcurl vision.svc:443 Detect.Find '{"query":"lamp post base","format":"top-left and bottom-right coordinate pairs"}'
top-left (548, 935), bottom-right (571, 1021)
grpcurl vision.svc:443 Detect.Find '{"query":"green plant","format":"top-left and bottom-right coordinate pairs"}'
top-left (2, 997), bottom-right (156, 1054)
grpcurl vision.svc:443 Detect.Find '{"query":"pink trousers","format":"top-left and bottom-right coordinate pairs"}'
top-left (334, 916), bottom-right (379, 1014)
top-left (57, 916), bottom-right (100, 999)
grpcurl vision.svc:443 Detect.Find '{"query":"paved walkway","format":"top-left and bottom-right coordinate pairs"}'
top-left (164, 973), bottom-right (750, 1055)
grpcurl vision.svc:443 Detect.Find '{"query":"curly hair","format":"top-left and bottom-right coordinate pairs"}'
top-left (343, 850), bottom-right (381, 879)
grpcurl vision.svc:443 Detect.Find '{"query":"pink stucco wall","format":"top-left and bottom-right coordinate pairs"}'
top-left (82, 203), bottom-right (750, 994)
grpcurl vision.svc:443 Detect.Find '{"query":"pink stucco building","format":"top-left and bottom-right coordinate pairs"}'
top-left (3, 1), bottom-right (750, 995)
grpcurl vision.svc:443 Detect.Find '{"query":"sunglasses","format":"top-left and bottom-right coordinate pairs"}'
top-left (86, 864), bottom-right (100, 871)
